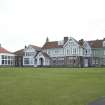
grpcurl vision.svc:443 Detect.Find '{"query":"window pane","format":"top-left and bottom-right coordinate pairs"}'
top-left (8, 56), bottom-right (10, 59)
top-left (24, 58), bottom-right (30, 64)
top-left (5, 60), bottom-right (7, 64)
top-left (4, 56), bottom-right (7, 59)
top-left (11, 61), bottom-right (13, 65)
top-left (2, 60), bottom-right (4, 64)
top-left (2, 55), bottom-right (4, 59)
top-left (8, 60), bottom-right (11, 65)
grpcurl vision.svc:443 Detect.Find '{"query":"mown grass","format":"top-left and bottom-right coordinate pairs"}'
top-left (0, 67), bottom-right (105, 105)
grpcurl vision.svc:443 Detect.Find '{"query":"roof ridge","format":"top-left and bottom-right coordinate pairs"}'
top-left (30, 44), bottom-right (41, 48)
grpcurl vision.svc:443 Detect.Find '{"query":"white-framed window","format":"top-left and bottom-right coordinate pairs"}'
top-left (67, 49), bottom-right (69, 55)
top-left (72, 48), bottom-right (74, 54)
top-left (58, 57), bottom-right (64, 60)
top-left (24, 58), bottom-right (30, 64)
top-left (1, 55), bottom-right (14, 65)
top-left (102, 58), bottom-right (105, 65)
top-left (52, 57), bottom-right (57, 60)
top-left (69, 57), bottom-right (74, 60)
top-left (73, 48), bottom-right (76, 54)
top-left (96, 59), bottom-right (99, 64)
top-left (103, 41), bottom-right (105, 47)
top-left (93, 50), bottom-right (96, 56)
top-left (34, 59), bottom-right (37, 64)
top-left (52, 57), bottom-right (57, 64)
top-left (25, 52), bottom-right (35, 56)
top-left (92, 58), bottom-right (95, 64)
top-left (104, 50), bottom-right (105, 55)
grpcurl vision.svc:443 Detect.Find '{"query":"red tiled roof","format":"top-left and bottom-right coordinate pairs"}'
top-left (0, 47), bottom-right (11, 53)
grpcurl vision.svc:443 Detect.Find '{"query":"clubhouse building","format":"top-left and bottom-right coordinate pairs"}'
top-left (1, 36), bottom-right (105, 67)
top-left (15, 37), bottom-right (105, 67)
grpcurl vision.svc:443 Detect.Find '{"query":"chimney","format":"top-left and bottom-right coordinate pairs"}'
top-left (25, 45), bottom-right (27, 48)
top-left (46, 37), bottom-right (49, 43)
top-left (79, 39), bottom-right (84, 46)
top-left (64, 37), bottom-right (68, 43)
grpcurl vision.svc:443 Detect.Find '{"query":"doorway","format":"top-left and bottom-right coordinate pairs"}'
top-left (39, 58), bottom-right (44, 66)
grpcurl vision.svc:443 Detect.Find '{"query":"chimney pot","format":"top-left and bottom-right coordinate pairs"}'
top-left (64, 37), bottom-right (68, 43)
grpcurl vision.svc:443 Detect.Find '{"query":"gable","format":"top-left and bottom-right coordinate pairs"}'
top-left (24, 45), bottom-right (36, 52)
top-left (83, 41), bottom-right (91, 49)
top-left (83, 41), bottom-right (92, 56)
top-left (63, 37), bottom-right (79, 48)
top-left (36, 51), bottom-right (50, 59)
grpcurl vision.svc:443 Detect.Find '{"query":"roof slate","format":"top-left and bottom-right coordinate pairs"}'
top-left (42, 38), bottom-right (105, 49)
top-left (14, 49), bottom-right (24, 55)
top-left (88, 40), bottom-right (103, 48)
top-left (30, 45), bottom-right (41, 51)
top-left (42, 41), bottom-right (63, 49)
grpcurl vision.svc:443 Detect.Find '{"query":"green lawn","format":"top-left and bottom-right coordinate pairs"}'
top-left (0, 68), bottom-right (105, 105)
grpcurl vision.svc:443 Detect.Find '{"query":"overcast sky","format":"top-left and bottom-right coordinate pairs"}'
top-left (0, 0), bottom-right (105, 52)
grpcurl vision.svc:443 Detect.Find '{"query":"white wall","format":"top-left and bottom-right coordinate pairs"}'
top-left (83, 41), bottom-right (92, 57)
top-left (24, 46), bottom-right (36, 56)
top-left (23, 56), bottom-right (35, 65)
top-left (23, 45), bottom-right (37, 66)
top-left (45, 37), bottom-right (85, 57)
top-left (64, 37), bottom-right (82, 56)
top-left (36, 52), bottom-right (50, 66)
top-left (47, 48), bottom-right (64, 57)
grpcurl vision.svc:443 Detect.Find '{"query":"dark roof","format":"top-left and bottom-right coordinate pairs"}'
top-left (42, 52), bottom-right (50, 58)
top-left (14, 49), bottom-right (24, 55)
top-left (42, 38), bottom-right (105, 49)
top-left (0, 47), bottom-right (11, 53)
top-left (30, 45), bottom-right (41, 51)
top-left (42, 41), bottom-right (63, 49)
top-left (88, 40), bottom-right (103, 48)
top-left (35, 51), bottom-right (51, 59)
top-left (42, 40), bottom-right (83, 49)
